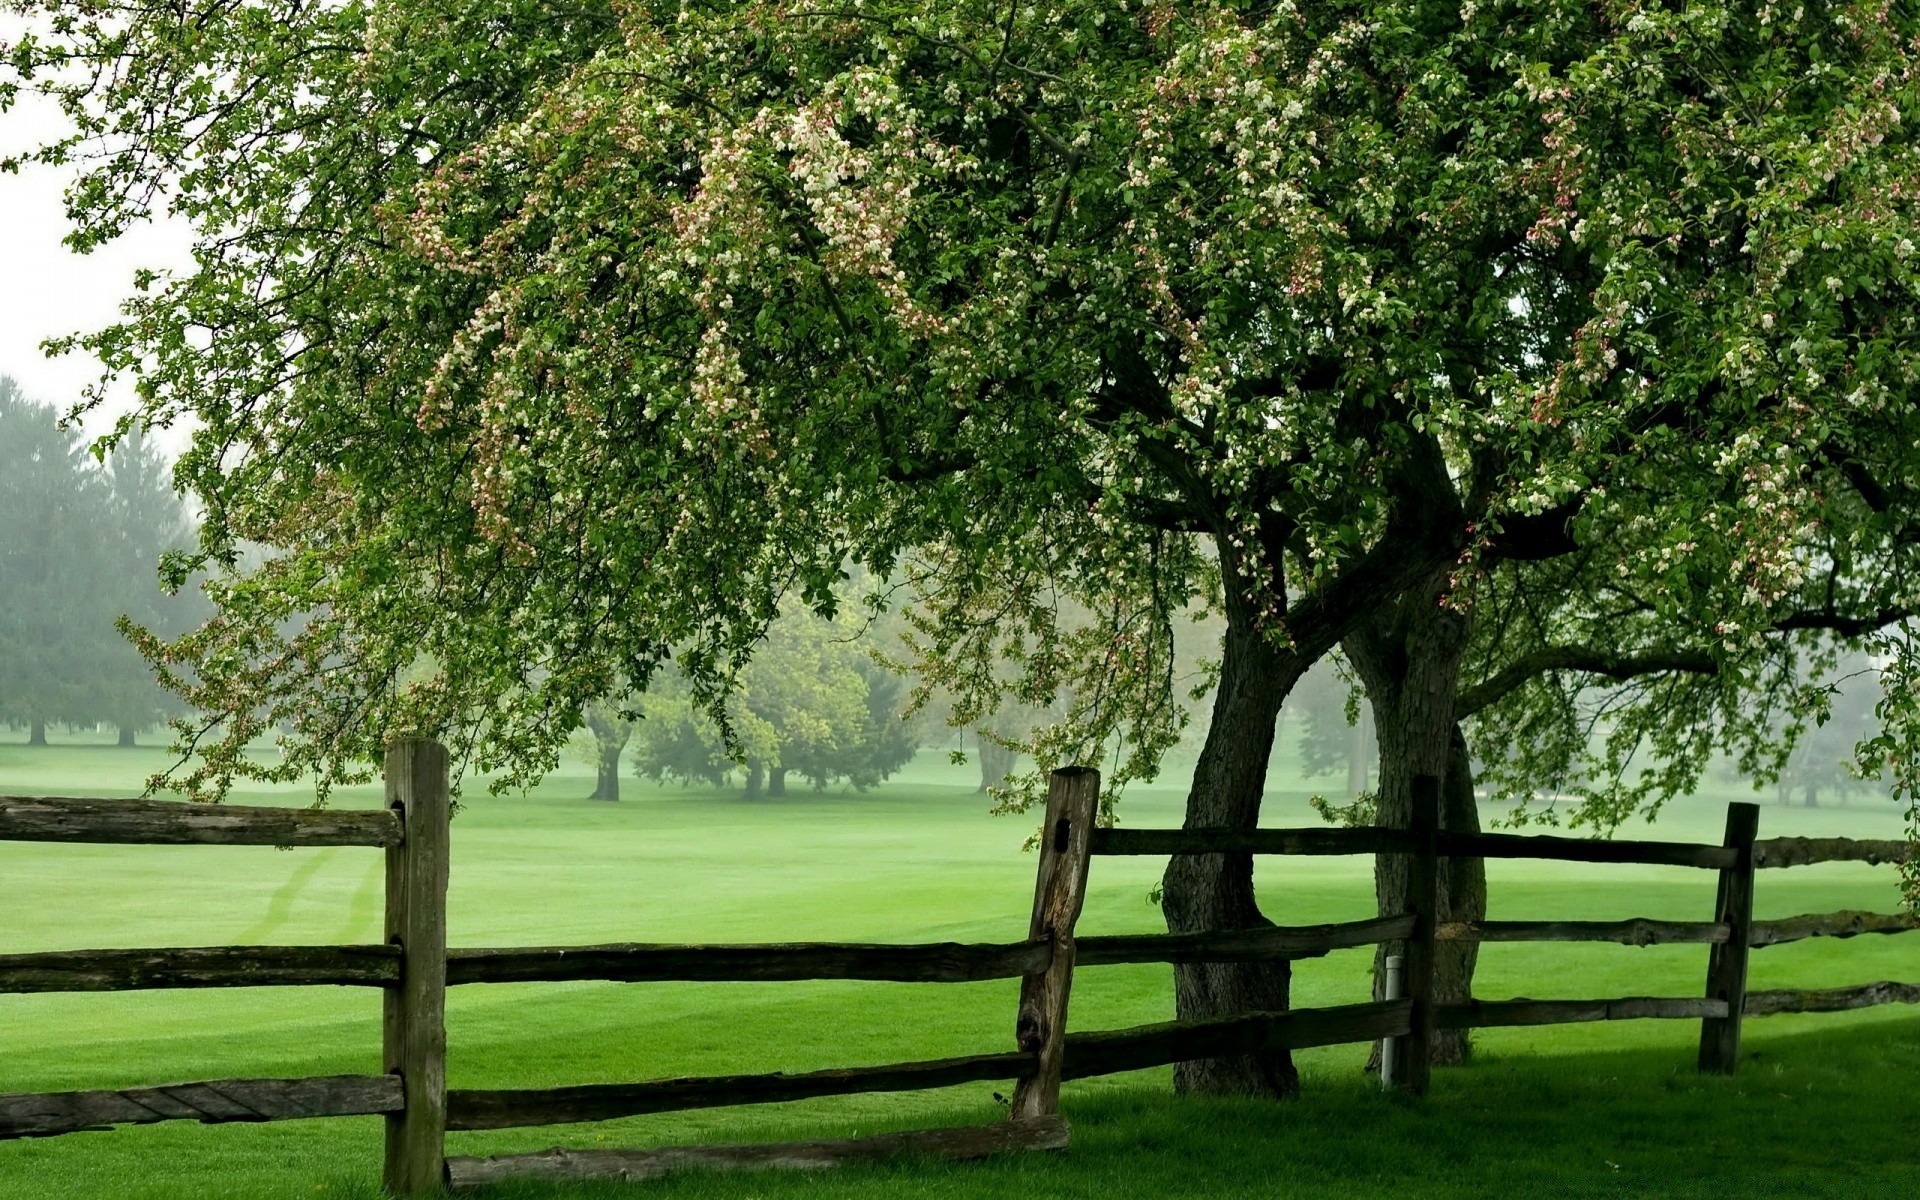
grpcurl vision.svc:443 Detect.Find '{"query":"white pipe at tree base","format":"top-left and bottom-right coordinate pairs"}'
top-left (1381, 954), bottom-right (1405, 1089)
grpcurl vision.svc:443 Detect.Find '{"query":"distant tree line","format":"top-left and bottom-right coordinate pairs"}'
top-left (0, 378), bottom-right (199, 746)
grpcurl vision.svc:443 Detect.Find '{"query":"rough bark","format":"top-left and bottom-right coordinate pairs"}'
top-left (1160, 597), bottom-right (1302, 1098)
top-left (1345, 580), bottom-right (1483, 1068)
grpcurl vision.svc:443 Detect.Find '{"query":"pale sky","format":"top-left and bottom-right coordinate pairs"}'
top-left (1, 90), bottom-right (196, 440)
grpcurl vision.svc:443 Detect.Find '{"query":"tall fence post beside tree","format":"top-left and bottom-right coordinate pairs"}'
top-left (1011, 767), bottom-right (1100, 1122)
top-left (1390, 773), bottom-right (1441, 1096)
top-left (1698, 802), bottom-right (1759, 1075)
top-left (383, 739), bottom-right (451, 1195)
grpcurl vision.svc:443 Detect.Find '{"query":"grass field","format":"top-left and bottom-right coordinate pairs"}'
top-left (2, 733), bottom-right (1916, 1198)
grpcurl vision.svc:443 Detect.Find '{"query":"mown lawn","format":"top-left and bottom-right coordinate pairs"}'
top-left (2, 735), bottom-right (1915, 1198)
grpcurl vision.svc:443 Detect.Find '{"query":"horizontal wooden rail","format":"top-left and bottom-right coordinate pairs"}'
top-left (0, 1074), bottom-right (403, 1139)
top-left (447, 940), bottom-right (1047, 985)
top-left (445, 1116), bottom-right (1071, 1189)
top-left (0, 795), bottom-right (400, 848)
top-left (1439, 831), bottom-right (1734, 869)
top-left (447, 1050), bottom-right (1035, 1131)
top-left (0, 945), bottom-right (401, 993)
top-left (1744, 980), bottom-right (1920, 1016)
top-left (1089, 826), bottom-right (1414, 857)
top-left (1088, 825), bottom-right (1737, 868)
top-left (1436, 996), bottom-right (1727, 1029)
top-left (1749, 910), bottom-right (1920, 948)
top-left (1077, 915), bottom-right (1414, 964)
top-left (1752, 837), bottom-right (1914, 869)
top-left (1061, 999), bottom-right (1412, 1079)
top-left (1435, 919), bottom-right (1729, 946)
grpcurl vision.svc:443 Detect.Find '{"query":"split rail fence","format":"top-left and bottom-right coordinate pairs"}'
top-left (2, 745), bottom-right (1916, 1194)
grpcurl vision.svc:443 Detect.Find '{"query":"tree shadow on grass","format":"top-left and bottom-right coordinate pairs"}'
top-left (464, 1014), bottom-right (1919, 1200)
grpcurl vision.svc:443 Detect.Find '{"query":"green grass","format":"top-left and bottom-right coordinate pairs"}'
top-left (2, 733), bottom-right (1916, 1198)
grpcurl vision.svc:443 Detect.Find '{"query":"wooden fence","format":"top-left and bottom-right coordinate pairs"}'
top-left (2, 748), bottom-right (1916, 1194)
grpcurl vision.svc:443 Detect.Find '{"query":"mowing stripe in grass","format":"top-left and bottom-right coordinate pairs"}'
top-left (335, 854), bottom-right (384, 945)
top-left (235, 847), bottom-right (340, 944)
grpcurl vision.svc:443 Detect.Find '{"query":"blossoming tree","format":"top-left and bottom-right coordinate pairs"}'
top-left (8, 0), bottom-right (1918, 1096)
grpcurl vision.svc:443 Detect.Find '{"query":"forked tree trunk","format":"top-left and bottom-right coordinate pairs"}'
top-left (1161, 598), bottom-right (1303, 1098)
top-left (28, 719), bottom-right (46, 747)
top-left (1345, 581), bottom-right (1484, 1067)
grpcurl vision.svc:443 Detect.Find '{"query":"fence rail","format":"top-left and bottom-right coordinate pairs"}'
top-left (3, 756), bottom-right (1916, 1194)
top-left (0, 794), bottom-right (401, 847)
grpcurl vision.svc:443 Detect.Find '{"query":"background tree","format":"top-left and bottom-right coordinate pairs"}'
top-left (0, 379), bottom-right (100, 743)
top-left (632, 602), bottom-right (919, 797)
top-left (581, 700), bottom-right (633, 801)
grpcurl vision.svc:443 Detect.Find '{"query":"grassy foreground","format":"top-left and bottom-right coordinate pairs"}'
top-left (1, 735), bottom-right (1915, 1198)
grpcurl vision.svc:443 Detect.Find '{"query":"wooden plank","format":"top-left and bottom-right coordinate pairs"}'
top-left (1752, 836), bottom-right (1914, 869)
top-left (1436, 996), bottom-right (1727, 1029)
top-left (1744, 980), bottom-right (1920, 1016)
top-left (1435, 919), bottom-right (1729, 946)
top-left (444, 1116), bottom-right (1070, 1189)
top-left (446, 939), bottom-right (1048, 985)
top-left (1060, 999), bottom-right (1412, 1080)
top-left (1749, 910), bottom-right (1920, 948)
top-left (0, 1075), bottom-right (401, 1139)
top-left (1013, 767), bottom-right (1100, 1120)
top-left (0, 944), bottom-right (400, 992)
top-left (0, 794), bottom-right (400, 847)
top-left (1698, 803), bottom-right (1759, 1075)
top-left (1089, 825), bottom-right (1413, 857)
top-left (1391, 774), bottom-right (1440, 1096)
top-left (1078, 914), bottom-right (1415, 964)
top-left (383, 740), bottom-right (450, 1197)
top-left (1438, 830), bottom-right (1734, 869)
top-left (446, 1050), bottom-right (1035, 1131)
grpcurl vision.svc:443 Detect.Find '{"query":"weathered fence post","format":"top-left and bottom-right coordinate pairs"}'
top-left (384, 739), bottom-right (451, 1195)
top-left (1011, 767), bottom-right (1100, 1121)
top-left (1698, 801), bottom-right (1758, 1075)
top-left (1389, 773), bottom-right (1440, 1096)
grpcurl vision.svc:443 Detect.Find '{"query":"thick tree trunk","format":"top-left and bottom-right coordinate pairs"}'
top-left (769, 767), bottom-right (787, 797)
top-left (1160, 602), bottom-right (1303, 1098)
top-left (744, 760), bottom-right (766, 800)
top-left (1345, 580), bottom-right (1483, 1068)
top-left (28, 719), bottom-right (46, 747)
top-left (117, 724), bottom-right (137, 748)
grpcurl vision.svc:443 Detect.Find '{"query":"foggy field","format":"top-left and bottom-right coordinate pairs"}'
top-left (2, 737), bottom-right (1915, 1199)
